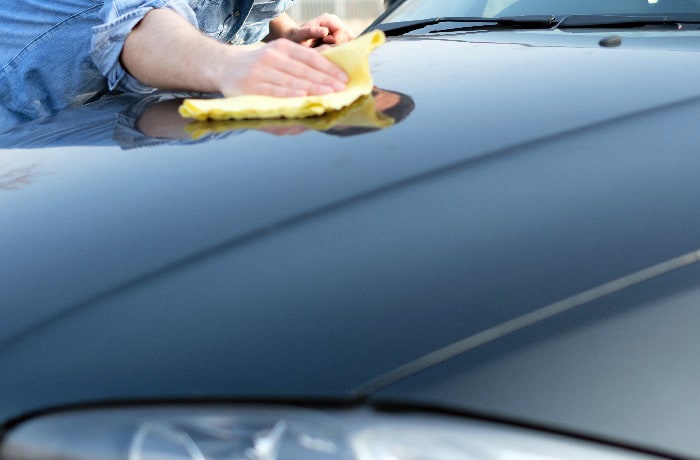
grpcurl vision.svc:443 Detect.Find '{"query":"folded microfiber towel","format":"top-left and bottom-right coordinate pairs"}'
top-left (183, 92), bottom-right (395, 139)
top-left (178, 30), bottom-right (386, 121)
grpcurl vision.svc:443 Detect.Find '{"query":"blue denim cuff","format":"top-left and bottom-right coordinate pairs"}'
top-left (90, 0), bottom-right (198, 93)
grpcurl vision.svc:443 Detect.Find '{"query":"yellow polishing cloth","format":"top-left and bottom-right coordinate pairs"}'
top-left (183, 93), bottom-right (395, 139)
top-left (178, 30), bottom-right (386, 121)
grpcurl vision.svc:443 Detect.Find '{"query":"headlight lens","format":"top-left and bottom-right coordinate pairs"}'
top-left (0, 406), bottom-right (657, 460)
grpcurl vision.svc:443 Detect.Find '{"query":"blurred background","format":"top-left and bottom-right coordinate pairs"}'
top-left (287, 0), bottom-right (385, 35)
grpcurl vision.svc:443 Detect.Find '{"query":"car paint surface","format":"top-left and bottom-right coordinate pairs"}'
top-left (2, 27), bottom-right (700, 457)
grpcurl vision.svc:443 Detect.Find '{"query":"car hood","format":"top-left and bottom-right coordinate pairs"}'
top-left (3, 31), bottom-right (700, 422)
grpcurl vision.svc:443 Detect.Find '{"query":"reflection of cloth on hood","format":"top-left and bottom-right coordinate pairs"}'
top-left (183, 93), bottom-right (395, 139)
top-left (178, 30), bottom-right (386, 121)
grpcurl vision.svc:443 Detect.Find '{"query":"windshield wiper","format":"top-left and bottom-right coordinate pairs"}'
top-left (558, 14), bottom-right (700, 29)
top-left (376, 16), bottom-right (559, 36)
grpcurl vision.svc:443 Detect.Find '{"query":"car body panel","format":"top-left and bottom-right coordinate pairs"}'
top-left (373, 263), bottom-right (700, 458)
top-left (4, 33), bottom-right (700, 338)
top-left (3, 28), bottom-right (700, 457)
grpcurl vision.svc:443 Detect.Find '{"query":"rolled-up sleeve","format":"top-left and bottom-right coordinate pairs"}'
top-left (90, 0), bottom-right (198, 93)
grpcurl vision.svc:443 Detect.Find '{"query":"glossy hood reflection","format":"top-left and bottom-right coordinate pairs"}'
top-left (0, 88), bottom-right (414, 150)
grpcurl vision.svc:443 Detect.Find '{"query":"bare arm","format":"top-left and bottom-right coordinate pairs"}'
top-left (120, 8), bottom-right (348, 97)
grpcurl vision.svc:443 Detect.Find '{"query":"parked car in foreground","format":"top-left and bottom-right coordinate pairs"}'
top-left (2, 0), bottom-right (700, 458)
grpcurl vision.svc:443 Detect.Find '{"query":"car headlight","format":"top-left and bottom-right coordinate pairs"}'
top-left (0, 405), bottom-right (657, 460)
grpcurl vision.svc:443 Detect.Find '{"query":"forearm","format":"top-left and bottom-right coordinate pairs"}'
top-left (120, 8), bottom-right (228, 93)
top-left (120, 8), bottom-right (348, 98)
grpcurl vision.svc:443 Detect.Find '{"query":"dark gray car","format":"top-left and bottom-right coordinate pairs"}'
top-left (2, 0), bottom-right (700, 458)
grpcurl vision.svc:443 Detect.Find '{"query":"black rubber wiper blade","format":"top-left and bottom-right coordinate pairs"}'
top-left (497, 15), bottom-right (560, 27)
top-left (558, 14), bottom-right (700, 28)
top-left (376, 17), bottom-right (497, 36)
top-left (376, 16), bottom-right (558, 36)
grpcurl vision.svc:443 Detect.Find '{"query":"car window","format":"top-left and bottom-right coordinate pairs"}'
top-left (382, 0), bottom-right (700, 22)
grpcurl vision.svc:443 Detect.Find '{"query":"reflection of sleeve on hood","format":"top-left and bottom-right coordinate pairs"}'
top-left (0, 92), bottom-right (228, 150)
top-left (90, 0), bottom-right (197, 93)
top-left (0, 94), bottom-right (136, 149)
top-left (179, 30), bottom-right (387, 121)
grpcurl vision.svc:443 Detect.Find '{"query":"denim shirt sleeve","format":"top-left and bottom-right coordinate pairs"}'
top-left (90, 0), bottom-right (198, 93)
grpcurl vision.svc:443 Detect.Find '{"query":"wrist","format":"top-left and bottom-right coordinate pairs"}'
top-left (206, 44), bottom-right (241, 95)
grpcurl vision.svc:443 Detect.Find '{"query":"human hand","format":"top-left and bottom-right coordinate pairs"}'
top-left (260, 124), bottom-right (309, 136)
top-left (215, 39), bottom-right (348, 98)
top-left (288, 13), bottom-right (355, 47)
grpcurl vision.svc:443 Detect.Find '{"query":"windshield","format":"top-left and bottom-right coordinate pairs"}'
top-left (382, 0), bottom-right (700, 22)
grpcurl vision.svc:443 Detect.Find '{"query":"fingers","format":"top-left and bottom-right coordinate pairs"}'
top-left (260, 125), bottom-right (309, 136)
top-left (294, 25), bottom-right (329, 43)
top-left (217, 39), bottom-right (348, 98)
top-left (284, 40), bottom-right (347, 82)
top-left (249, 82), bottom-right (308, 98)
top-left (321, 29), bottom-right (353, 45)
top-left (314, 14), bottom-right (355, 44)
top-left (289, 25), bottom-right (328, 48)
top-left (292, 14), bottom-right (355, 47)
top-left (263, 66), bottom-right (340, 96)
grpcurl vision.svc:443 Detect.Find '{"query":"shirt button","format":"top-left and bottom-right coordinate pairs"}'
top-left (233, 10), bottom-right (241, 16)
